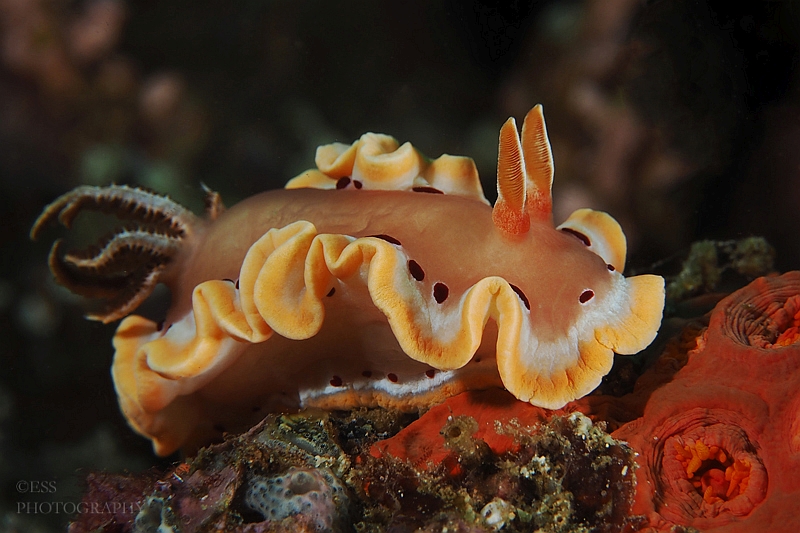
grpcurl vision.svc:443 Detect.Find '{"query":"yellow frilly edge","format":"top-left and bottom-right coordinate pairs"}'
top-left (285, 133), bottom-right (489, 204)
top-left (558, 208), bottom-right (628, 272)
top-left (495, 273), bottom-right (665, 409)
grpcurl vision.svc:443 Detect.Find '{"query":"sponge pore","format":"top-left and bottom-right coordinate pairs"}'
top-left (244, 467), bottom-right (347, 530)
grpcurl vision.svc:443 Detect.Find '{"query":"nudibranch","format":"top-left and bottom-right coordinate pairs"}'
top-left (31, 105), bottom-right (664, 455)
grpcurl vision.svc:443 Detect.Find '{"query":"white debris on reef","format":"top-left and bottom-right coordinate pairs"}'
top-left (480, 497), bottom-right (516, 530)
top-left (132, 495), bottom-right (180, 533)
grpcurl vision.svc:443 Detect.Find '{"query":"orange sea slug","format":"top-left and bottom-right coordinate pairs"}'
top-left (31, 106), bottom-right (664, 455)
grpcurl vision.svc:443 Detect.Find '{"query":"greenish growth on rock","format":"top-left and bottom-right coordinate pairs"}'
top-left (499, 413), bottom-right (635, 533)
top-left (441, 415), bottom-right (491, 467)
top-left (666, 236), bottom-right (775, 304)
top-left (330, 407), bottom-right (419, 456)
top-left (353, 412), bottom-right (636, 533)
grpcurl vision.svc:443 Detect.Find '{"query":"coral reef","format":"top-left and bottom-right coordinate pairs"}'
top-left (68, 399), bottom-right (636, 533)
top-left (370, 388), bottom-right (550, 474)
top-left (64, 271), bottom-right (800, 532)
top-left (615, 272), bottom-right (800, 532)
top-left (69, 411), bottom-right (353, 533)
top-left (366, 391), bottom-right (637, 532)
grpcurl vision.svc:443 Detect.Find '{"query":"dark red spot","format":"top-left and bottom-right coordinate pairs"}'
top-left (213, 424), bottom-right (226, 433)
top-left (353, 180), bottom-right (363, 189)
top-left (425, 369), bottom-right (436, 378)
top-left (327, 287), bottom-right (336, 297)
top-left (408, 260), bottom-right (425, 281)
top-left (362, 370), bottom-right (372, 378)
top-left (433, 282), bottom-right (449, 303)
top-left (474, 357), bottom-right (482, 363)
top-left (156, 320), bottom-right (164, 332)
top-left (368, 234), bottom-right (402, 246)
top-left (509, 284), bottom-right (530, 310)
top-left (579, 289), bottom-right (595, 303)
top-left (561, 227), bottom-right (591, 246)
top-left (412, 186), bottom-right (444, 194)
top-left (336, 177), bottom-right (351, 189)
top-left (235, 279), bottom-right (240, 289)
top-left (330, 375), bottom-right (343, 387)
top-left (387, 373), bottom-right (398, 383)
top-left (607, 264), bottom-right (615, 271)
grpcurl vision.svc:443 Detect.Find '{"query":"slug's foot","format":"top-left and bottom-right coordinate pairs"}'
top-left (30, 185), bottom-right (198, 323)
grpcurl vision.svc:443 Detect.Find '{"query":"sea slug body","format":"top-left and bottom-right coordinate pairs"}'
top-left (31, 105), bottom-right (665, 455)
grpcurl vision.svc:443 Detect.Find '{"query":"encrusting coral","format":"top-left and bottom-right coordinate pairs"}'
top-left (614, 272), bottom-right (800, 532)
top-left (31, 105), bottom-right (664, 456)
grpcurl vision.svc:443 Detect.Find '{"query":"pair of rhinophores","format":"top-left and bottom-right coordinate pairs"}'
top-left (32, 106), bottom-right (665, 455)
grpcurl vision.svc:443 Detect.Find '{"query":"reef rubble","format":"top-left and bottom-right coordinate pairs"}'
top-left (68, 402), bottom-right (636, 533)
top-left (68, 270), bottom-right (800, 533)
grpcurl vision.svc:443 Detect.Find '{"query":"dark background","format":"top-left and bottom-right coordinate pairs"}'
top-left (2, 1), bottom-right (799, 530)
